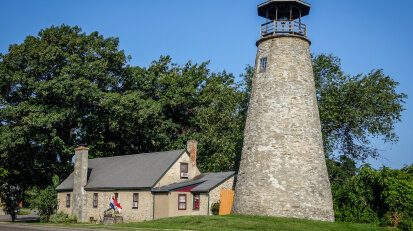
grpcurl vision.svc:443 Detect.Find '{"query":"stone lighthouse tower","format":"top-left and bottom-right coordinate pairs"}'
top-left (232, 0), bottom-right (334, 222)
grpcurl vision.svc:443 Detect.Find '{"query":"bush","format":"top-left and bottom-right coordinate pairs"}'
top-left (332, 164), bottom-right (413, 225)
top-left (399, 217), bottom-right (413, 231)
top-left (26, 175), bottom-right (59, 222)
top-left (18, 210), bottom-right (30, 215)
top-left (49, 212), bottom-right (68, 223)
top-left (211, 202), bottom-right (220, 215)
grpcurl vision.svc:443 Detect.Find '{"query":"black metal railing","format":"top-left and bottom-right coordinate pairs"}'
top-left (260, 20), bottom-right (307, 38)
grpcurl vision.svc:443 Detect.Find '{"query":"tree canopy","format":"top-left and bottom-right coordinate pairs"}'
top-left (312, 54), bottom-right (407, 161)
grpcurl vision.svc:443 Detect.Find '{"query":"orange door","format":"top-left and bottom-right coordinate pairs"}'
top-left (219, 190), bottom-right (234, 215)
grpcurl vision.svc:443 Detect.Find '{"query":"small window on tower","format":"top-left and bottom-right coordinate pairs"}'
top-left (259, 57), bottom-right (268, 72)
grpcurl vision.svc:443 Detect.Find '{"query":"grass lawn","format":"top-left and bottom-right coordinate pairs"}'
top-left (27, 215), bottom-right (395, 231)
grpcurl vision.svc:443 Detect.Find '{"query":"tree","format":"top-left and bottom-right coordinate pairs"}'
top-left (0, 25), bottom-right (129, 186)
top-left (114, 56), bottom-right (247, 171)
top-left (0, 183), bottom-right (22, 222)
top-left (0, 25), bottom-right (129, 221)
top-left (312, 54), bottom-right (407, 161)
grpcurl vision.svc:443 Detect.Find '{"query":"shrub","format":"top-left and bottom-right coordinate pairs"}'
top-left (26, 175), bottom-right (59, 222)
top-left (399, 217), bottom-right (413, 231)
top-left (211, 202), bottom-right (220, 215)
top-left (49, 212), bottom-right (68, 223)
top-left (332, 164), bottom-right (413, 225)
top-left (18, 210), bottom-right (30, 215)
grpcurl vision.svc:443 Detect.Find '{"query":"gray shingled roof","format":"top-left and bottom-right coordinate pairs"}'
top-left (152, 172), bottom-right (235, 193)
top-left (57, 149), bottom-right (186, 191)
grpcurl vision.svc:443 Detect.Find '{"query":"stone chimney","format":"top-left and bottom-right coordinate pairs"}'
top-left (72, 145), bottom-right (88, 222)
top-left (186, 140), bottom-right (198, 179)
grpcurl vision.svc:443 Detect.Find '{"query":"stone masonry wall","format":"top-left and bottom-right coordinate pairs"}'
top-left (57, 192), bottom-right (72, 215)
top-left (232, 35), bottom-right (335, 222)
top-left (86, 190), bottom-right (153, 222)
top-left (154, 152), bottom-right (200, 188)
top-left (208, 176), bottom-right (234, 215)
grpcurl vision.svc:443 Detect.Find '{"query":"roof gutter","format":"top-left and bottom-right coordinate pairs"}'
top-left (84, 187), bottom-right (152, 191)
top-left (207, 193), bottom-right (210, 215)
top-left (152, 181), bottom-right (205, 193)
top-left (152, 193), bottom-right (155, 220)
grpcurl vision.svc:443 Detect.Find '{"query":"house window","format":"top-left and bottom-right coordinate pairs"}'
top-left (114, 193), bottom-right (119, 201)
top-left (93, 193), bottom-right (98, 208)
top-left (259, 57), bottom-right (268, 72)
top-left (132, 193), bottom-right (139, 209)
top-left (178, 194), bottom-right (187, 210)
top-left (66, 194), bottom-right (70, 208)
top-left (193, 193), bottom-right (200, 210)
top-left (180, 163), bottom-right (188, 178)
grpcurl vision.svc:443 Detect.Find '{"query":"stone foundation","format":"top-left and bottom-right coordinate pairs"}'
top-left (103, 216), bottom-right (123, 225)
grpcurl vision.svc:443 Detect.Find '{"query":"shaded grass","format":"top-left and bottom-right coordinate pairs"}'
top-left (25, 215), bottom-right (395, 231)
top-left (27, 215), bottom-right (397, 231)
top-left (113, 215), bottom-right (394, 231)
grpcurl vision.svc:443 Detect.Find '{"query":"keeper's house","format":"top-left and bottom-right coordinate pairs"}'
top-left (56, 141), bottom-right (235, 222)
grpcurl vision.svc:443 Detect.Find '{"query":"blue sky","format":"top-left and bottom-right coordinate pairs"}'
top-left (1, 0), bottom-right (412, 169)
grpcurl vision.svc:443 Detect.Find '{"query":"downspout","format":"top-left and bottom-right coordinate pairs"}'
top-left (207, 193), bottom-right (210, 215)
top-left (152, 193), bottom-right (155, 220)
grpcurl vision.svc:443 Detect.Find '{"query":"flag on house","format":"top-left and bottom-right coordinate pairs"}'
top-left (109, 196), bottom-right (122, 213)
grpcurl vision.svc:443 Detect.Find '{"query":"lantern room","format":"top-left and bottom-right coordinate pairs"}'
top-left (258, 0), bottom-right (311, 38)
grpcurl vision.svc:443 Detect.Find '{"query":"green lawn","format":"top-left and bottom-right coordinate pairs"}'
top-left (29, 215), bottom-right (395, 231)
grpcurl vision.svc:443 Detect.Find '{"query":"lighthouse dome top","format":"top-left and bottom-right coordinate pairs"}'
top-left (258, 0), bottom-right (311, 20)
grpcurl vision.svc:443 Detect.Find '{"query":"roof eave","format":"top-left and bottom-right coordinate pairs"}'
top-left (195, 172), bottom-right (236, 193)
top-left (257, 0), bottom-right (311, 8)
top-left (152, 181), bottom-right (205, 193)
top-left (56, 189), bottom-right (72, 192)
top-left (151, 149), bottom-right (188, 188)
top-left (84, 187), bottom-right (152, 191)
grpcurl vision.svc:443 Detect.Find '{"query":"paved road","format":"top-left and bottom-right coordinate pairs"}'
top-left (0, 215), bottom-right (40, 222)
top-left (0, 224), bottom-right (111, 231)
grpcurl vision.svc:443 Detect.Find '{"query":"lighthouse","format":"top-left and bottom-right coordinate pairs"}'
top-left (232, 0), bottom-right (335, 222)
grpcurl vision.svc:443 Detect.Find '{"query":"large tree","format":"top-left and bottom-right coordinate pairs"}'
top-left (0, 25), bottom-right (128, 186)
top-left (312, 54), bottom-right (407, 161)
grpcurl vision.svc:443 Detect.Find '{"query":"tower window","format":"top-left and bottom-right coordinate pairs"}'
top-left (259, 57), bottom-right (268, 72)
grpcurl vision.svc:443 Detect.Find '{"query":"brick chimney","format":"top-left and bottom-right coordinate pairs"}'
top-left (186, 140), bottom-right (198, 179)
top-left (72, 145), bottom-right (88, 222)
